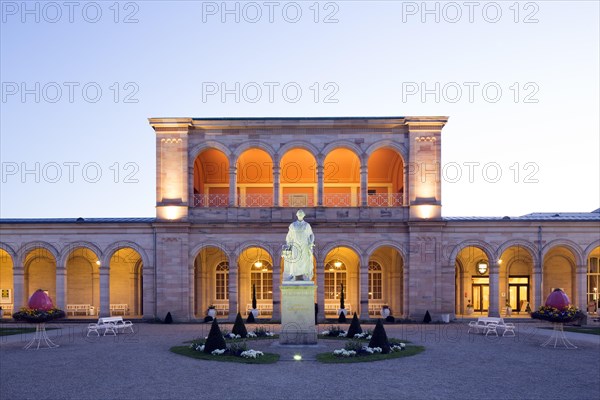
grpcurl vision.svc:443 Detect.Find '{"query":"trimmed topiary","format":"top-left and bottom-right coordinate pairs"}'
top-left (338, 311), bottom-right (347, 323)
top-left (232, 312), bottom-right (248, 338)
top-left (204, 319), bottom-right (227, 354)
top-left (204, 315), bottom-right (213, 323)
top-left (246, 311), bottom-right (256, 323)
top-left (423, 310), bottom-right (432, 324)
top-left (346, 312), bottom-right (363, 338)
top-left (368, 319), bottom-right (391, 354)
top-left (164, 312), bottom-right (173, 324)
top-left (385, 315), bottom-right (395, 323)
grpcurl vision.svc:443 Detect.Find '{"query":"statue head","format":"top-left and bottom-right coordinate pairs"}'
top-left (296, 209), bottom-right (305, 221)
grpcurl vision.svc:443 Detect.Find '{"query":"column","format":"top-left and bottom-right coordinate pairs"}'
top-left (360, 164), bottom-right (368, 207)
top-left (359, 255), bottom-right (369, 319)
top-left (142, 264), bottom-right (155, 320)
top-left (273, 166), bottom-right (280, 207)
top-left (271, 259), bottom-right (281, 320)
top-left (317, 164), bottom-right (324, 206)
top-left (316, 262), bottom-right (325, 322)
top-left (55, 267), bottom-right (67, 311)
top-left (13, 267), bottom-right (25, 311)
top-left (576, 265), bottom-right (587, 312)
top-left (99, 267), bottom-right (110, 317)
top-left (228, 166), bottom-right (237, 207)
top-left (228, 263), bottom-right (238, 322)
top-left (488, 262), bottom-right (500, 317)
top-left (403, 265), bottom-right (409, 318)
top-left (532, 267), bottom-right (542, 309)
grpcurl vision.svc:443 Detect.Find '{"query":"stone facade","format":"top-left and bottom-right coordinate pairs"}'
top-left (1, 117), bottom-right (599, 322)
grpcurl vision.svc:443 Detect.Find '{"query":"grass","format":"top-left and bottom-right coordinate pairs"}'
top-left (170, 346), bottom-right (280, 364)
top-left (316, 345), bottom-right (425, 363)
top-left (0, 327), bottom-right (57, 336)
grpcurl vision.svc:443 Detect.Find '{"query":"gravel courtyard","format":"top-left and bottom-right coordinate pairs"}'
top-left (1, 321), bottom-right (598, 400)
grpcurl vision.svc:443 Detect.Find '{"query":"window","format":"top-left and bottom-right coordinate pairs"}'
top-left (251, 260), bottom-right (273, 300)
top-left (588, 257), bottom-right (599, 313)
top-left (325, 261), bottom-right (347, 300)
top-left (215, 262), bottom-right (229, 300)
top-left (0, 288), bottom-right (11, 303)
top-left (368, 261), bottom-right (382, 300)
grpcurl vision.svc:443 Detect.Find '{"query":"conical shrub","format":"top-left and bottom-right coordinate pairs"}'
top-left (338, 311), bottom-right (347, 323)
top-left (204, 318), bottom-right (227, 354)
top-left (346, 312), bottom-right (363, 338)
top-left (423, 310), bottom-right (432, 324)
top-left (368, 319), bottom-right (391, 354)
top-left (232, 312), bottom-right (248, 338)
top-left (246, 311), bottom-right (256, 323)
top-left (164, 312), bottom-right (173, 324)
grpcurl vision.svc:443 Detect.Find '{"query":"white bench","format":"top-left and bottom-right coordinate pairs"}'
top-left (214, 304), bottom-right (228, 315)
top-left (67, 304), bottom-right (93, 316)
top-left (246, 303), bottom-right (273, 316)
top-left (468, 317), bottom-right (515, 337)
top-left (87, 316), bottom-right (134, 337)
top-left (324, 303), bottom-right (352, 315)
top-left (109, 304), bottom-right (129, 316)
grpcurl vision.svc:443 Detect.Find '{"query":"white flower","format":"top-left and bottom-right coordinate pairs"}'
top-left (240, 349), bottom-right (264, 358)
top-left (211, 348), bottom-right (226, 355)
top-left (361, 346), bottom-right (382, 354)
top-left (191, 344), bottom-right (205, 352)
top-left (321, 330), bottom-right (330, 335)
top-left (247, 332), bottom-right (257, 338)
top-left (266, 332), bottom-right (274, 336)
top-left (338, 332), bottom-right (347, 337)
top-left (333, 349), bottom-right (356, 357)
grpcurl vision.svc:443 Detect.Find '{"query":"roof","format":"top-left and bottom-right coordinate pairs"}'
top-left (444, 210), bottom-right (600, 222)
top-left (0, 218), bottom-right (156, 224)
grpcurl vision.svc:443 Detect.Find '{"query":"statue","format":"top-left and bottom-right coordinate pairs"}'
top-left (282, 210), bottom-right (315, 281)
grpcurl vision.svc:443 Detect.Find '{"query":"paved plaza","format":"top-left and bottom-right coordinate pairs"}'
top-left (1, 321), bottom-right (599, 400)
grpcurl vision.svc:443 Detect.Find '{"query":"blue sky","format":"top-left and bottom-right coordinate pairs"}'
top-left (1, 1), bottom-right (598, 218)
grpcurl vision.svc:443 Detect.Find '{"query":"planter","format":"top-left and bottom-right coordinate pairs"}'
top-left (380, 307), bottom-right (390, 318)
top-left (466, 307), bottom-right (474, 315)
top-left (0, 309), bottom-right (4, 319)
top-left (506, 307), bottom-right (512, 316)
top-left (251, 309), bottom-right (259, 318)
top-left (207, 309), bottom-right (217, 319)
top-left (337, 309), bottom-right (347, 316)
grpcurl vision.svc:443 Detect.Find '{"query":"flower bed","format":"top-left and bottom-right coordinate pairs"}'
top-left (531, 305), bottom-right (585, 323)
top-left (12, 308), bottom-right (66, 323)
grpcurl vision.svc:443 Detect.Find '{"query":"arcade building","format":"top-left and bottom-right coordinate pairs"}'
top-left (1, 117), bottom-right (599, 322)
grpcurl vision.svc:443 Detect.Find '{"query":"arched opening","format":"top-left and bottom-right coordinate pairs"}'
top-left (324, 247), bottom-right (359, 317)
top-left (587, 246), bottom-right (600, 315)
top-left (238, 247), bottom-right (273, 317)
top-left (193, 247), bottom-right (229, 318)
top-left (455, 246), bottom-right (490, 315)
top-left (109, 248), bottom-right (143, 317)
top-left (323, 148), bottom-right (360, 207)
top-left (543, 246), bottom-right (576, 303)
top-left (66, 247), bottom-right (100, 317)
top-left (367, 148), bottom-right (404, 207)
top-left (0, 249), bottom-right (14, 317)
top-left (498, 246), bottom-right (534, 316)
top-left (24, 248), bottom-right (57, 306)
top-left (368, 246), bottom-right (404, 317)
top-left (193, 148), bottom-right (230, 207)
top-left (280, 148), bottom-right (317, 207)
top-left (237, 148), bottom-right (274, 207)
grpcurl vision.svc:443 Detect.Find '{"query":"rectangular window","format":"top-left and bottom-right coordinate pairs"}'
top-left (325, 271), bottom-right (335, 300)
top-left (369, 272), bottom-right (382, 300)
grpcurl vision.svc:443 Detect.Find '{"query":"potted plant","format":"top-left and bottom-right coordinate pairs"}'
top-left (380, 305), bottom-right (390, 318)
top-left (207, 305), bottom-right (217, 319)
top-left (338, 283), bottom-right (347, 317)
top-left (466, 300), bottom-right (474, 315)
top-left (250, 284), bottom-right (259, 318)
top-left (0, 306), bottom-right (3, 319)
top-left (505, 300), bottom-right (512, 316)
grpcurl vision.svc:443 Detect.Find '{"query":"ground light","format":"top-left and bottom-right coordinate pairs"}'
top-left (293, 354), bottom-right (302, 361)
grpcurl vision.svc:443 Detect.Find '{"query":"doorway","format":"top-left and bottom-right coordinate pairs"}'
top-left (508, 276), bottom-right (529, 313)
top-left (472, 277), bottom-right (489, 312)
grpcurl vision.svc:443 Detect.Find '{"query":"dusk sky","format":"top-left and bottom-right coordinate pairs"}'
top-left (1, 1), bottom-right (598, 218)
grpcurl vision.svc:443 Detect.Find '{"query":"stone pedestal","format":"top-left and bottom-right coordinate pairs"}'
top-left (280, 282), bottom-right (317, 345)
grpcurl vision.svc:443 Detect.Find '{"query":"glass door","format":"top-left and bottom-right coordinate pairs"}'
top-left (508, 277), bottom-right (529, 313)
top-left (472, 283), bottom-right (489, 312)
